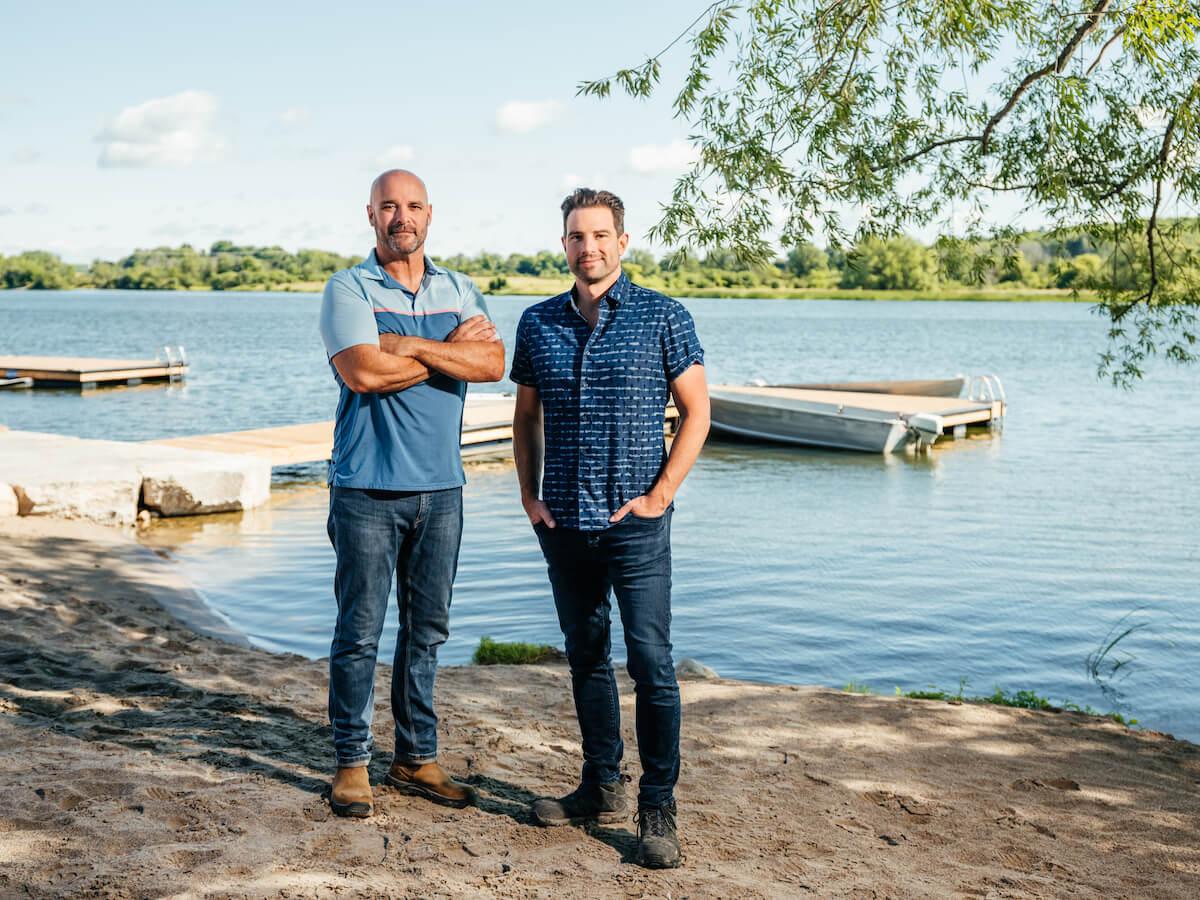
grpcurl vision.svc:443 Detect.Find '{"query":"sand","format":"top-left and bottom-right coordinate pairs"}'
top-left (1, 516), bottom-right (1198, 899)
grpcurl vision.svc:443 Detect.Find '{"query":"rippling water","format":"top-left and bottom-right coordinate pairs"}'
top-left (2, 290), bottom-right (1197, 739)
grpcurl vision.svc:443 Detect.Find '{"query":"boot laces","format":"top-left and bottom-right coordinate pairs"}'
top-left (636, 805), bottom-right (675, 838)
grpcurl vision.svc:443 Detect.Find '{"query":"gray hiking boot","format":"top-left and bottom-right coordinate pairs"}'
top-left (635, 802), bottom-right (681, 869)
top-left (530, 779), bottom-right (627, 826)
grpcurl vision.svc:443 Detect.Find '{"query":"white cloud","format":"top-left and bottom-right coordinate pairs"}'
top-left (9, 149), bottom-right (41, 165)
top-left (279, 106), bottom-right (312, 126)
top-left (369, 145), bottom-right (416, 169)
top-left (628, 139), bottom-right (699, 174)
top-left (494, 100), bottom-right (563, 135)
top-left (96, 90), bottom-right (228, 167)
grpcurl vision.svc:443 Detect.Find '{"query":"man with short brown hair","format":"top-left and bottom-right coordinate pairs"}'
top-left (511, 187), bottom-right (710, 868)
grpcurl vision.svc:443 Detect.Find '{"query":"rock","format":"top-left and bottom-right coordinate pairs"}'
top-left (675, 658), bottom-right (719, 680)
top-left (139, 451), bottom-right (270, 517)
top-left (0, 483), bottom-right (17, 517)
top-left (0, 430), bottom-right (271, 524)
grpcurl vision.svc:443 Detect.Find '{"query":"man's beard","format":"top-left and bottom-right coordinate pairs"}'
top-left (384, 228), bottom-right (424, 257)
top-left (572, 256), bottom-right (613, 285)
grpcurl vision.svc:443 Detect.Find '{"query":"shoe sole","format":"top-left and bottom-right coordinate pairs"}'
top-left (531, 808), bottom-right (627, 827)
top-left (385, 775), bottom-right (475, 809)
top-left (329, 798), bottom-right (373, 818)
top-left (636, 850), bottom-right (682, 869)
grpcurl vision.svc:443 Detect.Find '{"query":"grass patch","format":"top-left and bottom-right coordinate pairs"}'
top-left (893, 678), bottom-right (1139, 728)
top-left (842, 680), bottom-right (873, 694)
top-left (472, 636), bottom-right (563, 665)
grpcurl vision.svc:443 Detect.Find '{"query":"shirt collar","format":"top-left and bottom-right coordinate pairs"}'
top-left (358, 249), bottom-right (446, 283)
top-left (566, 270), bottom-right (630, 313)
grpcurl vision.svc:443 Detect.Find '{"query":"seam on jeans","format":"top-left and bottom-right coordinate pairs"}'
top-left (400, 568), bottom-right (414, 759)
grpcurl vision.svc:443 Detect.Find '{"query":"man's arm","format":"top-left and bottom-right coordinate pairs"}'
top-left (513, 384), bottom-right (556, 527)
top-left (609, 363), bottom-right (710, 523)
top-left (380, 315), bottom-right (504, 383)
top-left (331, 344), bottom-right (431, 394)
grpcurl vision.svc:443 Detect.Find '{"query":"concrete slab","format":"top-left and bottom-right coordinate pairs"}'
top-left (0, 431), bottom-right (271, 524)
top-left (0, 483), bottom-right (17, 517)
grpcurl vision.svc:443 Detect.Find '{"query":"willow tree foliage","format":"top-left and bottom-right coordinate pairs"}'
top-left (580, 1), bottom-right (1200, 383)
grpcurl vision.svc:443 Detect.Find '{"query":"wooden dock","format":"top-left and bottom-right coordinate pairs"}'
top-left (0, 355), bottom-right (187, 389)
top-left (147, 395), bottom-right (681, 466)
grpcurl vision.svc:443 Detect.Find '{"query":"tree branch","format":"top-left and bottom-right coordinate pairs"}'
top-left (1086, 25), bottom-right (1125, 75)
top-left (981, 0), bottom-right (1112, 153)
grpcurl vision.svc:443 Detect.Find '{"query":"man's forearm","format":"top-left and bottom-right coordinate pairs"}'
top-left (512, 410), bottom-right (545, 501)
top-left (332, 344), bottom-right (431, 394)
top-left (414, 339), bottom-right (505, 383)
top-left (384, 335), bottom-right (504, 383)
top-left (648, 364), bottom-right (711, 505)
top-left (648, 407), bottom-right (709, 505)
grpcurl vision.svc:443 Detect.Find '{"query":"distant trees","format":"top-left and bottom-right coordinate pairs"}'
top-left (0, 251), bottom-right (77, 289)
top-left (4, 222), bottom-right (1199, 296)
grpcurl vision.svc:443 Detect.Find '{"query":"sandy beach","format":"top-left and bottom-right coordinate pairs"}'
top-left (1, 516), bottom-right (1198, 899)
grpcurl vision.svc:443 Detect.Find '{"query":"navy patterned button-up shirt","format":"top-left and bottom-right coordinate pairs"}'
top-left (510, 272), bottom-right (704, 530)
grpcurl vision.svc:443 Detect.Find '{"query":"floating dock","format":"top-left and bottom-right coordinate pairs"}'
top-left (0, 355), bottom-right (187, 389)
top-left (147, 394), bottom-right (681, 465)
top-left (709, 378), bottom-right (1006, 453)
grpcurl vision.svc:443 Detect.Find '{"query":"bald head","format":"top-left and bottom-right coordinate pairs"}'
top-left (367, 169), bottom-right (432, 261)
top-left (370, 169), bottom-right (428, 205)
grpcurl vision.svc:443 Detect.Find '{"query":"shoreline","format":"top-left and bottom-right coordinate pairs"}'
top-left (1, 283), bottom-right (1097, 302)
top-left (2, 515), bottom-right (1198, 897)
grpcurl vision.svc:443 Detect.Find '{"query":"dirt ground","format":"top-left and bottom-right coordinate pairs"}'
top-left (1, 518), bottom-right (1198, 898)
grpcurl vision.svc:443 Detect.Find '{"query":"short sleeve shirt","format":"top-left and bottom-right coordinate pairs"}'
top-left (510, 272), bottom-right (704, 530)
top-left (319, 250), bottom-right (491, 490)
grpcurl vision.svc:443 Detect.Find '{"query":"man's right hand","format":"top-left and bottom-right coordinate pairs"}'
top-left (447, 315), bottom-right (498, 343)
top-left (522, 496), bottom-right (556, 528)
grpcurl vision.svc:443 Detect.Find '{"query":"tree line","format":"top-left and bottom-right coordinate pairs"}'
top-left (2, 222), bottom-right (1196, 294)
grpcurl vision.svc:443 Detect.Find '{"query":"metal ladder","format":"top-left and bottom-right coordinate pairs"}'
top-left (967, 374), bottom-right (1006, 430)
top-left (155, 344), bottom-right (188, 383)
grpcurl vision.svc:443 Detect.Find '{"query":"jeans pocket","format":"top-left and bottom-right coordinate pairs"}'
top-left (626, 501), bottom-right (674, 523)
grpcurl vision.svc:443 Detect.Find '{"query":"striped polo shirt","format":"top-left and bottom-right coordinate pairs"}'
top-left (510, 272), bottom-right (704, 530)
top-left (319, 250), bottom-right (491, 491)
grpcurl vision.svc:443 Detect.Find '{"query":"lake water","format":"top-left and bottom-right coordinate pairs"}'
top-left (2, 290), bottom-right (1197, 740)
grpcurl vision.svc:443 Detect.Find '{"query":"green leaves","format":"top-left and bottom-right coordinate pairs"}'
top-left (582, 0), bottom-right (1200, 383)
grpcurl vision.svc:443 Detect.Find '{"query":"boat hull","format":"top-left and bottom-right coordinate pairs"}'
top-left (709, 390), bottom-right (913, 453)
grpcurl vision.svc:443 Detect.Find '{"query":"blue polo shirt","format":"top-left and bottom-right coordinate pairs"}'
top-left (510, 272), bottom-right (704, 530)
top-left (319, 250), bottom-right (491, 491)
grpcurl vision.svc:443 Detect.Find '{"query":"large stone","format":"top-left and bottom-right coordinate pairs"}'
top-left (0, 432), bottom-right (143, 524)
top-left (0, 430), bottom-right (271, 524)
top-left (140, 452), bottom-right (270, 516)
top-left (0, 483), bottom-right (17, 517)
top-left (675, 658), bottom-right (720, 680)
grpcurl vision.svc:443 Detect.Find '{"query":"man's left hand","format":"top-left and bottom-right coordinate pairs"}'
top-left (446, 315), bottom-right (498, 343)
top-left (609, 493), bottom-right (670, 523)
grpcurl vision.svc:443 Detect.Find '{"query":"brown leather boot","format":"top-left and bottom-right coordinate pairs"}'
top-left (330, 765), bottom-right (373, 818)
top-left (386, 761), bottom-right (477, 809)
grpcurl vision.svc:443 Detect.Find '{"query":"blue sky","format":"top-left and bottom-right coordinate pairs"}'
top-left (0, 1), bottom-right (711, 263)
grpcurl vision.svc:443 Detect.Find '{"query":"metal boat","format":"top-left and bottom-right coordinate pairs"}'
top-left (708, 376), bottom-right (1005, 453)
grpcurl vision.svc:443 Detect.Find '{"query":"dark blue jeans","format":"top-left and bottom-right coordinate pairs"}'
top-left (535, 509), bottom-right (680, 808)
top-left (326, 486), bottom-right (462, 768)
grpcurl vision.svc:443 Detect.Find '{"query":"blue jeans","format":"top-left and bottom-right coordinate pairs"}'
top-left (326, 486), bottom-right (462, 768)
top-left (534, 509), bottom-right (680, 808)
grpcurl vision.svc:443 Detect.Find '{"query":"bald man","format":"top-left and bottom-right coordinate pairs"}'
top-left (318, 170), bottom-right (504, 818)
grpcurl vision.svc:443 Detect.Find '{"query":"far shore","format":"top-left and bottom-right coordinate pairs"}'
top-left (1, 514), bottom-right (1198, 897)
top-left (1, 279), bottom-right (1097, 302)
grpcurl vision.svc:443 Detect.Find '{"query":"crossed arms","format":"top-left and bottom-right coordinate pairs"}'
top-left (331, 315), bottom-right (504, 393)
